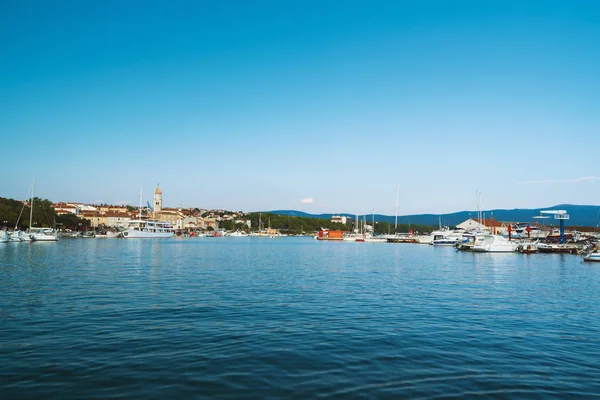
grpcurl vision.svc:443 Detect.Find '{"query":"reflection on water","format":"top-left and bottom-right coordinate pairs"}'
top-left (1, 237), bottom-right (600, 399)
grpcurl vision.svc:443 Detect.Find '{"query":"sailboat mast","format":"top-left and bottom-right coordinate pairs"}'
top-left (139, 184), bottom-right (143, 220)
top-left (476, 190), bottom-right (482, 228)
top-left (29, 179), bottom-right (34, 230)
top-left (395, 184), bottom-right (399, 232)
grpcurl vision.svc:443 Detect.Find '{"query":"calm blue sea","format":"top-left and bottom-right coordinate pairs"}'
top-left (1, 237), bottom-right (600, 399)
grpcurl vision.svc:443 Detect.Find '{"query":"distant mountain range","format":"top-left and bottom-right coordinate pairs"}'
top-left (267, 205), bottom-right (600, 227)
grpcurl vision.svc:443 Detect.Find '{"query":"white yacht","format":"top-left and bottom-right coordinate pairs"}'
top-left (228, 231), bottom-right (249, 237)
top-left (0, 231), bottom-right (9, 243)
top-left (29, 228), bottom-right (59, 242)
top-left (8, 230), bottom-right (30, 242)
top-left (472, 235), bottom-right (518, 253)
top-left (122, 220), bottom-right (174, 238)
top-left (431, 229), bottom-right (474, 246)
top-left (510, 223), bottom-right (547, 239)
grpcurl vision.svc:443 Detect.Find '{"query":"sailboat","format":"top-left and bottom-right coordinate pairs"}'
top-left (28, 180), bottom-right (60, 241)
top-left (6, 182), bottom-right (33, 242)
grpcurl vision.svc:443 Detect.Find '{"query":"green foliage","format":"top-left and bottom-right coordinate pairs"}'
top-left (219, 220), bottom-right (247, 231)
top-left (0, 197), bottom-right (23, 228)
top-left (247, 212), bottom-right (349, 234)
top-left (0, 197), bottom-right (57, 229)
top-left (373, 221), bottom-right (434, 235)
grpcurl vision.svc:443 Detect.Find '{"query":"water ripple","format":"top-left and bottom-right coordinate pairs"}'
top-left (1, 238), bottom-right (600, 398)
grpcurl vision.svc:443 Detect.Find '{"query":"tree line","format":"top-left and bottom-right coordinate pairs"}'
top-left (239, 213), bottom-right (436, 235)
top-left (0, 197), bottom-right (90, 230)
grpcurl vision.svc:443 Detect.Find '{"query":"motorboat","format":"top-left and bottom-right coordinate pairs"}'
top-left (432, 229), bottom-right (475, 246)
top-left (510, 223), bottom-right (548, 239)
top-left (472, 235), bottom-right (518, 253)
top-left (0, 231), bottom-right (9, 243)
top-left (517, 241), bottom-right (538, 254)
top-left (455, 235), bottom-right (477, 251)
top-left (536, 243), bottom-right (578, 254)
top-left (583, 251), bottom-right (600, 262)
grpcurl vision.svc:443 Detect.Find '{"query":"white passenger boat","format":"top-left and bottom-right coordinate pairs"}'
top-left (0, 231), bottom-right (9, 243)
top-left (122, 185), bottom-right (174, 238)
top-left (472, 235), bottom-right (518, 252)
top-left (122, 220), bottom-right (174, 238)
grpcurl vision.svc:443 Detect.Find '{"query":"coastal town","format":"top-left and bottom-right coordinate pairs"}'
top-left (53, 185), bottom-right (250, 233)
top-left (1, 183), bottom-right (599, 261)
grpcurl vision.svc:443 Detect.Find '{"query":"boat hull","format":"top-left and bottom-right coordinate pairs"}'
top-left (583, 254), bottom-right (600, 262)
top-left (123, 230), bottom-right (174, 238)
top-left (29, 229), bottom-right (59, 241)
top-left (30, 235), bottom-right (58, 241)
top-left (537, 244), bottom-right (578, 254)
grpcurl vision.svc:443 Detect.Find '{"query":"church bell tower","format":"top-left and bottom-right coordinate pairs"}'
top-left (154, 184), bottom-right (163, 212)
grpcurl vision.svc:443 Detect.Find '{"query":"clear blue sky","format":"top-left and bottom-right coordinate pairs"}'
top-left (2, 0), bottom-right (599, 215)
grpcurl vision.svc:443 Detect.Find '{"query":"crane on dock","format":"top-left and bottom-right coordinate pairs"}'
top-left (540, 209), bottom-right (570, 244)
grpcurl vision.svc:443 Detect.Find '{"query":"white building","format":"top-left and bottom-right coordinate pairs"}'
top-left (331, 215), bottom-right (348, 225)
top-left (456, 218), bottom-right (487, 231)
top-left (456, 218), bottom-right (508, 234)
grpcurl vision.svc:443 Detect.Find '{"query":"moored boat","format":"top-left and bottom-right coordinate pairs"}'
top-left (472, 235), bottom-right (518, 253)
top-left (29, 228), bottom-right (59, 241)
top-left (122, 220), bottom-right (174, 238)
top-left (583, 252), bottom-right (600, 262)
top-left (8, 230), bottom-right (30, 242)
top-left (364, 235), bottom-right (387, 243)
top-left (517, 242), bottom-right (538, 254)
top-left (537, 243), bottom-right (579, 254)
top-left (228, 231), bottom-right (249, 237)
top-left (122, 185), bottom-right (174, 238)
